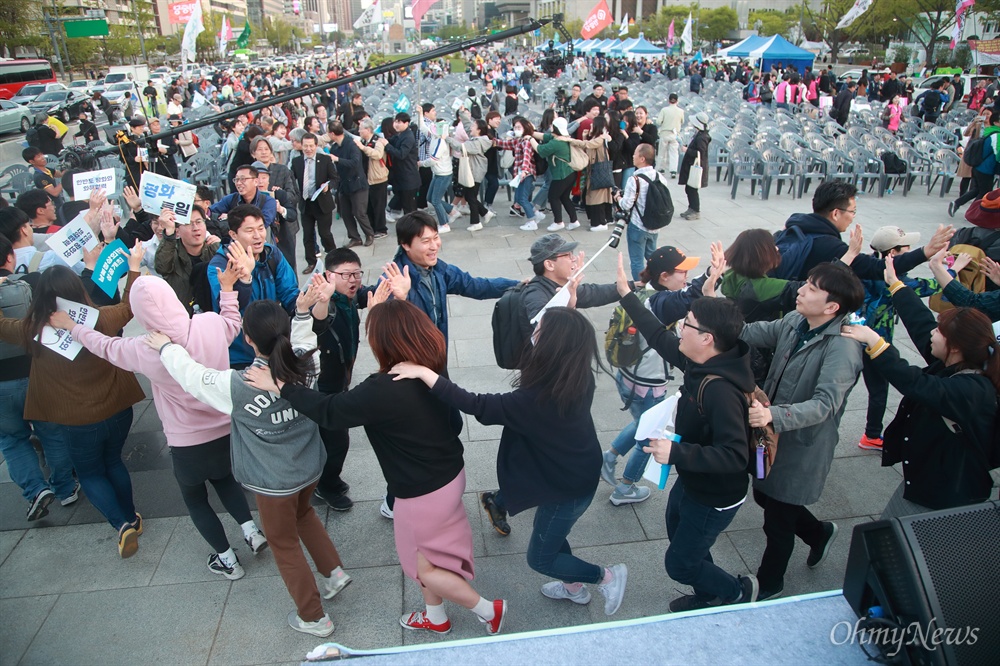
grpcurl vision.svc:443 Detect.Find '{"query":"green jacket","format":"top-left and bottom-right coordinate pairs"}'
top-left (536, 133), bottom-right (575, 181)
top-left (721, 270), bottom-right (799, 323)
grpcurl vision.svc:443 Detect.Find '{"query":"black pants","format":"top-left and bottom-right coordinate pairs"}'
top-left (317, 427), bottom-right (350, 499)
top-left (301, 201), bottom-right (336, 259)
top-left (338, 188), bottom-right (374, 242)
top-left (954, 169), bottom-right (995, 210)
top-left (392, 188), bottom-right (416, 214)
top-left (274, 219), bottom-right (299, 274)
top-left (548, 172), bottom-right (579, 224)
top-left (367, 181), bottom-right (388, 234)
top-left (464, 181), bottom-right (488, 226)
top-left (171, 435), bottom-right (253, 553)
top-left (861, 354), bottom-right (889, 439)
top-left (752, 488), bottom-right (826, 590)
top-left (584, 202), bottom-right (611, 227)
top-left (483, 172), bottom-right (499, 206)
top-left (685, 185), bottom-right (701, 212)
top-left (416, 166), bottom-right (432, 209)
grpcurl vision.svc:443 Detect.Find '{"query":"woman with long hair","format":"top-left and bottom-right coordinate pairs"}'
top-left (0, 246), bottom-right (146, 557)
top-left (391, 307), bottom-right (628, 617)
top-left (621, 110), bottom-right (639, 184)
top-left (245, 299), bottom-right (508, 637)
top-left (530, 107), bottom-right (556, 214)
top-left (494, 116), bottom-right (545, 229)
top-left (565, 116), bottom-right (614, 230)
top-left (49, 259), bottom-right (266, 579)
top-left (147, 285), bottom-right (351, 638)
top-left (606, 109), bottom-right (626, 189)
top-left (842, 253), bottom-right (1000, 518)
top-left (445, 116), bottom-right (495, 231)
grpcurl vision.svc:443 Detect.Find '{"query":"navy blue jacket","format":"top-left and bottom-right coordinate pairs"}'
top-left (210, 190), bottom-right (279, 228)
top-left (329, 136), bottom-right (369, 195)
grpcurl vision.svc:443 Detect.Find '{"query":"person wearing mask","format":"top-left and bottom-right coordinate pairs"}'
top-left (494, 116), bottom-right (545, 229)
top-left (149, 288), bottom-right (351, 638)
top-left (0, 247), bottom-right (146, 558)
top-left (246, 299), bottom-right (508, 637)
top-left (678, 112), bottom-right (711, 221)
top-left (74, 109), bottom-right (100, 145)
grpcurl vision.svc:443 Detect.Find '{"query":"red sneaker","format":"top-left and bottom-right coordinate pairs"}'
top-left (399, 610), bottom-right (452, 634)
top-left (483, 599), bottom-right (507, 635)
top-left (858, 435), bottom-right (883, 451)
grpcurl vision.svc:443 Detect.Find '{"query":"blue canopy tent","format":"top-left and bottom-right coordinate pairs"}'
top-left (582, 39), bottom-right (605, 54)
top-left (607, 39), bottom-right (625, 55)
top-left (576, 39), bottom-right (598, 54)
top-left (716, 34), bottom-right (769, 59)
top-left (748, 34), bottom-right (815, 74)
top-left (622, 36), bottom-right (666, 57)
top-left (595, 38), bottom-right (619, 53)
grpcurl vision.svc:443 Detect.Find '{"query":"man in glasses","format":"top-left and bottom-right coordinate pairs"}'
top-left (209, 164), bottom-right (279, 230)
top-left (775, 181), bottom-right (951, 281)
top-left (305, 248), bottom-right (377, 512)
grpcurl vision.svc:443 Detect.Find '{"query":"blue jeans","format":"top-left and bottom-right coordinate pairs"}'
top-left (514, 175), bottom-right (536, 219)
top-left (610, 373), bottom-right (666, 484)
top-left (427, 174), bottom-right (453, 227)
top-left (626, 222), bottom-right (658, 281)
top-left (38, 408), bottom-right (136, 530)
top-left (0, 378), bottom-right (75, 503)
top-left (621, 166), bottom-right (636, 189)
top-left (527, 490), bottom-right (603, 584)
top-left (533, 170), bottom-right (551, 208)
top-left (664, 478), bottom-right (742, 603)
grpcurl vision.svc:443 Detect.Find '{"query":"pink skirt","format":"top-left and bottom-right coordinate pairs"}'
top-left (393, 467), bottom-right (475, 582)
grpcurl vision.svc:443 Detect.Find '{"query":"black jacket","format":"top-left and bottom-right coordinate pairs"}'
top-left (328, 136), bottom-right (368, 195)
top-left (679, 129), bottom-right (710, 189)
top-left (622, 292), bottom-right (754, 507)
top-left (874, 286), bottom-right (996, 510)
top-left (314, 288), bottom-right (372, 395)
top-left (782, 213), bottom-right (927, 280)
top-left (384, 126), bottom-right (420, 191)
top-left (833, 88), bottom-right (853, 121)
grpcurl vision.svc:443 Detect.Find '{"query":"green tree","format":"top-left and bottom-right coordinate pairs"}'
top-left (437, 22), bottom-right (473, 40)
top-left (803, 0), bottom-right (871, 63)
top-left (887, 0), bottom-right (957, 67)
top-left (65, 37), bottom-right (100, 66)
top-left (699, 6), bottom-right (738, 43)
top-left (0, 0), bottom-right (44, 51)
top-left (750, 10), bottom-right (794, 37)
top-left (265, 17), bottom-right (295, 51)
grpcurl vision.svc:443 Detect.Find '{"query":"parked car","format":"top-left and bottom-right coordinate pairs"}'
top-left (67, 79), bottom-right (96, 95)
top-left (26, 89), bottom-right (91, 123)
top-left (915, 74), bottom-right (996, 103)
top-left (90, 78), bottom-right (106, 95)
top-left (0, 98), bottom-right (33, 134)
top-left (103, 82), bottom-right (136, 117)
top-left (11, 81), bottom-right (67, 106)
top-left (837, 69), bottom-right (865, 83)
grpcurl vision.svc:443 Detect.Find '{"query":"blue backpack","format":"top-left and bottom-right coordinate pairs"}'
top-left (772, 226), bottom-right (815, 280)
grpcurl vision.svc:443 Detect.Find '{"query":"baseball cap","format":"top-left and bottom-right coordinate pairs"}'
top-left (529, 234), bottom-right (579, 264)
top-left (128, 116), bottom-right (147, 127)
top-left (551, 116), bottom-right (569, 136)
top-left (870, 226), bottom-right (920, 252)
top-left (167, 113), bottom-right (182, 122)
top-left (250, 160), bottom-right (269, 174)
top-left (646, 247), bottom-right (700, 277)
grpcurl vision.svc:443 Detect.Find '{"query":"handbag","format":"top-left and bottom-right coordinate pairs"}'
top-left (588, 142), bottom-right (614, 190)
top-left (457, 144), bottom-right (475, 188)
top-left (688, 155), bottom-right (703, 190)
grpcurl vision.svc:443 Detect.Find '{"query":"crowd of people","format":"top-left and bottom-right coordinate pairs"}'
top-left (2, 45), bottom-right (998, 641)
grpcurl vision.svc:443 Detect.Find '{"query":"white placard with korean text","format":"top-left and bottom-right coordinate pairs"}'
top-left (45, 213), bottom-right (98, 267)
top-left (72, 168), bottom-right (118, 201)
top-left (139, 172), bottom-right (197, 224)
top-left (37, 297), bottom-right (100, 361)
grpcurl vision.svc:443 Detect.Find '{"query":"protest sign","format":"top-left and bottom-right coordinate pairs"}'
top-left (139, 172), bottom-right (197, 224)
top-left (37, 297), bottom-right (100, 361)
top-left (45, 213), bottom-right (98, 267)
top-left (72, 168), bottom-right (117, 201)
top-left (93, 240), bottom-right (131, 298)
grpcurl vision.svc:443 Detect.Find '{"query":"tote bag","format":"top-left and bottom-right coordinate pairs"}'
top-left (688, 155), bottom-right (703, 190)
top-left (458, 144), bottom-right (475, 187)
top-left (588, 142), bottom-right (614, 190)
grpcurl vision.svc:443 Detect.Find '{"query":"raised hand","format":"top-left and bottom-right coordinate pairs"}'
top-left (216, 259), bottom-right (239, 292)
top-left (82, 242), bottom-right (104, 271)
top-left (159, 208), bottom-right (177, 236)
top-left (884, 253), bottom-right (899, 285)
top-left (227, 240), bottom-right (255, 281)
top-left (615, 252), bottom-right (631, 297)
top-left (99, 208), bottom-right (120, 241)
top-left (982, 256), bottom-right (1000, 286)
top-left (923, 224), bottom-right (955, 258)
top-left (842, 224), bottom-right (864, 265)
top-left (310, 273), bottom-right (337, 300)
top-left (127, 239), bottom-right (145, 272)
top-left (926, 249), bottom-right (949, 284)
top-left (296, 283), bottom-right (324, 314)
top-left (382, 262), bottom-right (411, 301)
top-left (951, 252), bottom-right (973, 274)
top-left (122, 185), bottom-right (142, 212)
top-left (369, 277), bottom-right (392, 307)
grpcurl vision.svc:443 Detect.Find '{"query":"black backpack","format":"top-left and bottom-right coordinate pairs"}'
top-left (881, 151), bottom-right (907, 174)
top-left (491, 283), bottom-right (528, 369)
top-left (25, 126), bottom-right (40, 148)
top-left (963, 136), bottom-right (988, 167)
top-left (771, 226), bottom-right (816, 280)
top-left (630, 174), bottom-right (674, 230)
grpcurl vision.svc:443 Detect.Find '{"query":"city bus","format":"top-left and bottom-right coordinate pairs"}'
top-left (0, 59), bottom-right (57, 101)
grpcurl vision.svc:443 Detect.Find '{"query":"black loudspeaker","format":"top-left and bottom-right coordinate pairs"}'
top-left (842, 501), bottom-right (1000, 665)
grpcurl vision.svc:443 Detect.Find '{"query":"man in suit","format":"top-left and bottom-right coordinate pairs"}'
top-left (292, 132), bottom-right (337, 274)
top-left (328, 120), bottom-right (374, 248)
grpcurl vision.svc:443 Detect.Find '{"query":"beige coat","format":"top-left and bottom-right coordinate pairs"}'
top-left (565, 135), bottom-right (613, 205)
top-left (957, 119), bottom-right (981, 180)
top-left (358, 137), bottom-right (389, 184)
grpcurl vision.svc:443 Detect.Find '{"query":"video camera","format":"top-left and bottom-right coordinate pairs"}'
top-left (541, 40), bottom-right (573, 79)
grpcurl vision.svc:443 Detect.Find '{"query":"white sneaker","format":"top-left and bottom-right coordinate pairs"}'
top-left (457, 204), bottom-right (471, 215)
top-left (287, 611), bottom-right (335, 637)
top-left (467, 223), bottom-right (484, 231)
top-left (566, 221), bottom-right (581, 231)
top-left (590, 224), bottom-right (609, 231)
top-left (321, 566), bottom-right (353, 599)
top-left (208, 553), bottom-right (246, 580)
top-left (447, 207), bottom-right (462, 223)
top-left (438, 223), bottom-right (452, 234)
top-left (380, 496), bottom-right (394, 519)
top-left (532, 210), bottom-right (546, 221)
top-left (519, 220), bottom-right (538, 231)
top-left (386, 209), bottom-right (401, 222)
top-left (244, 528), bottom-right (268, 554)
top-left (482, 210), bottom-right (496, 225)
top-left (541, 581), bottom-right (592, 605)
top-left (547, 221), bottom-right (565, 231)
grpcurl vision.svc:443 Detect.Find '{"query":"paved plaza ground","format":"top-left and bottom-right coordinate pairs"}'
top-left (0, 172), bottom-right (989, 665)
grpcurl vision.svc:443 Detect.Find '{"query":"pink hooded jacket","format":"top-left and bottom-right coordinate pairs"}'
top-left (72, 276), bottom-right (242, 448)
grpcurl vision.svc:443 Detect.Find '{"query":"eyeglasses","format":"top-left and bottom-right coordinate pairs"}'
top-left (233, 177), bottom-right (254, 183)
top-left (329, 270), bottom-right (363, 281)
top-left (552, 252), bottom-right (576, 261)
top-left (681, 319), bottom-right (711, 334)
top-left (836, 208), bottom-right (857, 215)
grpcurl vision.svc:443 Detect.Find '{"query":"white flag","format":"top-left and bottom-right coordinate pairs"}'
top-left (181, 0), bottom-right (204, 64)
top-left (835, 0), bottom-right (873, 30)
top-left (619, 13), bottom-right (629, 37)
top-left (354, 0), bottom-right (381, 30)
top-left (681, 13), bottom-right (693, 54)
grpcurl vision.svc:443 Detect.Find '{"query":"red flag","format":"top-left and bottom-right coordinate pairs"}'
top-left (410, 0), bottom-right (440, 24)
top-left (581, 0), bottom-right (613, 39)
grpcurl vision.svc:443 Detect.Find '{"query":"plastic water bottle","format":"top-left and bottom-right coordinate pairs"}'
top-left (656, 431), bottom-right (682, 489)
